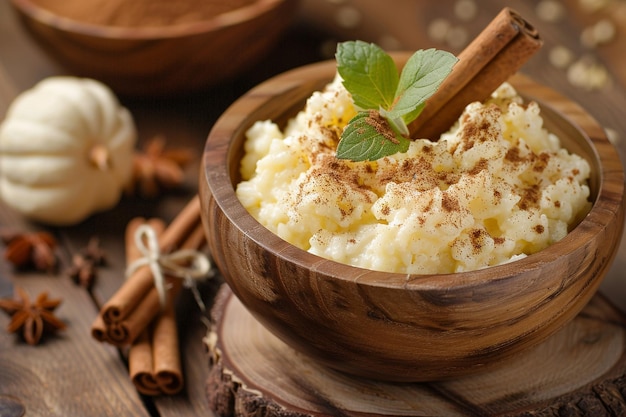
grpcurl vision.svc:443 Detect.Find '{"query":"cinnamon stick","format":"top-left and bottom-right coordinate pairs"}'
top-left (100, 196), bottom-right (201, 324)
top-left (151, 225), bottom-right (208, 394)
top-left (152, 290), bottom-right (183, 395)
top-left (129, 283), bottom-right (183, 395)
top-left (90, 217), bottom-right (155, 341)
top-left (90, 314), bottom-right (108, 343)
top-left (90, 195), bottom-right (207, 395)
top-left (129, 329), bottom-right (161, 396)
top-left (409, 7), bottom-right (542, 139)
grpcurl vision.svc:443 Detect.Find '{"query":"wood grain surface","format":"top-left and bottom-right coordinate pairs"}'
top-left (207, 285), bottom-right (626, 417)
top-left (0, 0), bottom-right (626, 416)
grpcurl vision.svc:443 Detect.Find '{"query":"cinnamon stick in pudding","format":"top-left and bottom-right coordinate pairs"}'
top-left (100, 195), bottom-right (201, 324)
top-left (409, 7), bottom-right (542, 140)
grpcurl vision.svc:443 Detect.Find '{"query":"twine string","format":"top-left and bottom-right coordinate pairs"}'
top-left (126, 224), bottom-right (213, 309)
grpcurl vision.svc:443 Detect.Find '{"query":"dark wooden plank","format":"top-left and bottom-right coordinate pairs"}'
top-left (0, 274), bottom-right (152, 417)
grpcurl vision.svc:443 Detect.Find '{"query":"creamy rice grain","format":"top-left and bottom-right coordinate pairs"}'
top-left (236, 77), bottom-right (591, 274)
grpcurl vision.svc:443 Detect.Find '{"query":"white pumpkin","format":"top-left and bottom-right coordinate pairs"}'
top-left (0, 76), bottom-right (136, 225)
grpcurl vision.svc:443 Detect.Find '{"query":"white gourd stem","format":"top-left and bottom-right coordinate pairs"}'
top-left (89, 144), bottom-right (111, 171)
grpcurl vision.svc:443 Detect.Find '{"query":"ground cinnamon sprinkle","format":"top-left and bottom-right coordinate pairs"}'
top-left (519, 184), bottom-right (541, 210)
top-left (32, 0), bottom-right (257, 27)
top-left (236, 77), bottom-right (592, 274)
top-left (365, 110), bottom-right (399, 145)
top-left (442, 194), bottom-right (460, 213)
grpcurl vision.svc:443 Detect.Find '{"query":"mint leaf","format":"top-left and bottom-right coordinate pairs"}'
top-left (336, 110), bottom-right (410, 161)
top-left (389, 48), bottom-right (458, 123)
top-left (336, 41), bottom-right (398, 110)
top-left (335, 41), bottom-right (457, 161)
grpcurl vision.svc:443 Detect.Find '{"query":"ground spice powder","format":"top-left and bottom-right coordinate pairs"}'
top-left (32, 0), bottom-right (257, 27)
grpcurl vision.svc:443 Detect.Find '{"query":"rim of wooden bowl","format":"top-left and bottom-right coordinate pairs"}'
top-left (203, 55), bottom-right (625, 290)
top-left (9, 0), bottom-right (288, 39)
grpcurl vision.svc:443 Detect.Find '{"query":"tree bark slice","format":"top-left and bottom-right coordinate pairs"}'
top-left (205, 285), bottom-right (626, 417)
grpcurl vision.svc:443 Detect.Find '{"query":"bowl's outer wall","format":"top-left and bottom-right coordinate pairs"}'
top-left (9, 0), bottom-right (299, 95)
top-left (200, 57), bottom-right (625, 381)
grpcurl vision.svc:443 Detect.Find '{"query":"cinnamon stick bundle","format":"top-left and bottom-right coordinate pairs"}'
top-left (106, 224), bottom-right (207, 345)
top-left (89, 195), bottom-right (210, 397)
top-left (409, 7), bottom-right (543, 139)
top-left (105, 216), bottom-right (173, 346)
top-left (126, 218), bottom-right (207, 395)
top-left (90, 195), bottom-right (205, 347)
top-left (151, 294), bottom-right (183, 394)
top-left (100, 195), bottom-right (201, 325)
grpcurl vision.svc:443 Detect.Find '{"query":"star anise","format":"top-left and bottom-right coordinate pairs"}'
top-left (0, 229), bottom-right (58, 272)
top-left (0, 286), bottom-right (65, 345)
top-left (82, 236), bottom-right (107, 266)
top-left (126, 135), bottom-right (193, 198)
top-left (66, 254), bottom-right (97, 290)
top-left (65, 237), bottom-right (107, 290)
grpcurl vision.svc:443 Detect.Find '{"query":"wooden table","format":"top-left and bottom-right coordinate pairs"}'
top-left (0, 1), bottom-right (625, 416)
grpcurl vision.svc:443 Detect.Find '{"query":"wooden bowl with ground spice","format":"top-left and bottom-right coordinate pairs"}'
top-left (9, 0), bottom-right (298, 95)
top-left (198, 54), bottom-right (625, 382)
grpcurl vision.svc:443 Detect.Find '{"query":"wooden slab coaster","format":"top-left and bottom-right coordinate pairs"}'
top-left (205, 285), bottom-right (626, 416)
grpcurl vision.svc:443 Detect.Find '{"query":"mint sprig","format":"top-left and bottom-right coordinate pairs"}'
top-left (335, 41), bottom-right (458, 161)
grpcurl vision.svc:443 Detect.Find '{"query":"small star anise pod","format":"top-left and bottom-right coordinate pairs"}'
top-left (66, 237), bottom-right (107, 290)
top-left (0, 286), bottom-right (66, 345)
top-left (0, 230), bottom-right (58, 273)
top-left (66, 254), bottom-right (97, 290)
top-left (126, 135), bottom-right (193, 198)
top-left (65, 237), bottom-right (107, 290)
top-left (82, 236), bottom-right (107, 266)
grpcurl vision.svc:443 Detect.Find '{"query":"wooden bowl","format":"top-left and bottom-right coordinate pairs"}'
top-left (199, 55), bottom-right (625, 382)
top-left (8, 0), bottom-right (298, 96)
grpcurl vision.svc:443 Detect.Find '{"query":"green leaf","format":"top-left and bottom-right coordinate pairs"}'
top-left (388, 48), bottom-right (458, 123)
top-left (336, 41), bottom-right (398, 110)
top-left (335, 42), bottom-right (457, 161)
top-left (336, 111), bottom-right (410, 161)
